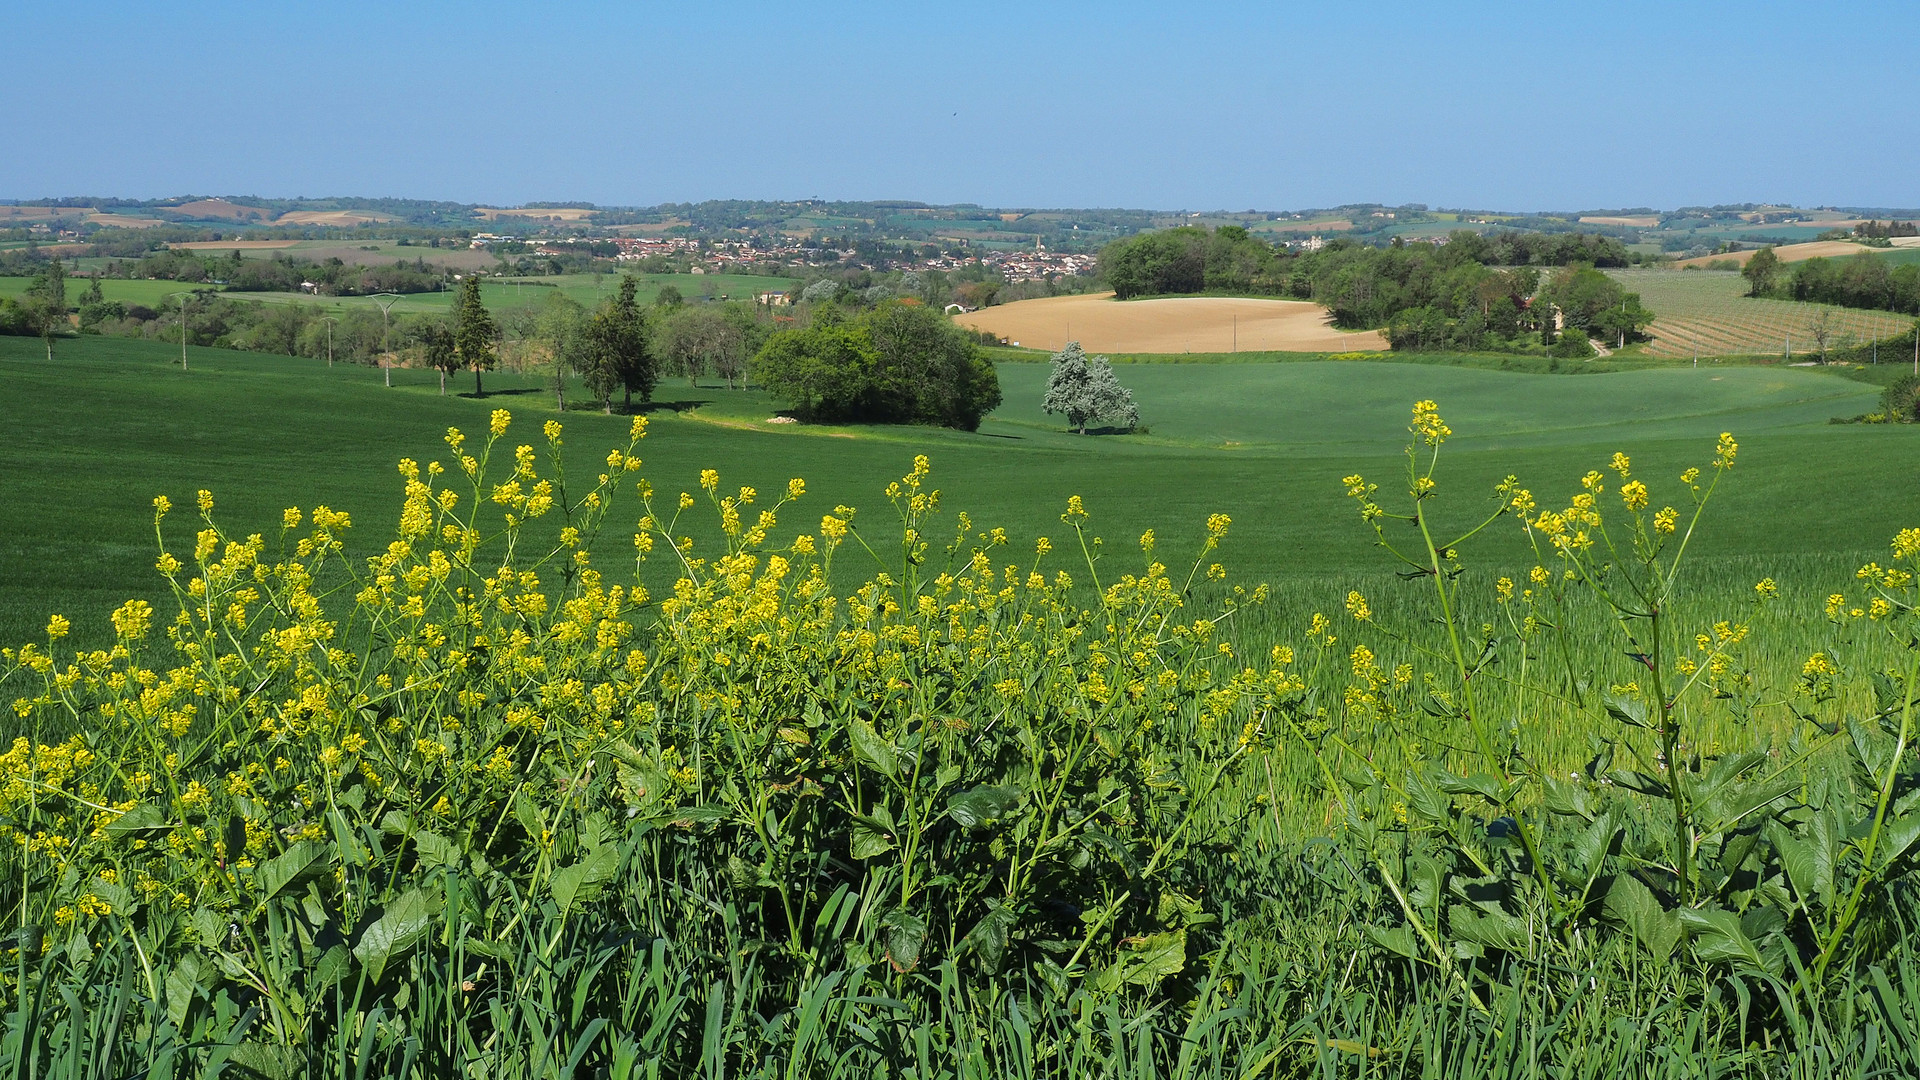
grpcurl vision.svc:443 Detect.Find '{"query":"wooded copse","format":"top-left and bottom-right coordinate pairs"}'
top-left (1097, 226), bottom-right (1653, 352)
top-left (1744, 246), bottom-right (1920, 316)
top-left (750, 301), bottom-right (1002, 430)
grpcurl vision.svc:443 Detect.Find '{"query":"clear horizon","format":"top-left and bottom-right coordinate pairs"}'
top-left (9, 0), bottom-right (1916, 211)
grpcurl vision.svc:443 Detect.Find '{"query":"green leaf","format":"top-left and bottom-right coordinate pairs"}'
top-left (1605, 769), bottom-right (1669, 798)
top-left (1603, 691), bottom-right (1650, 729)
top-left (849, 717), bottom-right (899, 781)
top-left (1447, 906), bottom-right (1532, 953)
top-left (165, 951), bottom-right (206, 1029)
top-left (1769, 816), bottom-right (1836, 916)
top-left (1096, 929), bottom-right (1187, 991)
top-left (227, 1041), bottom-right (297, 1080)
top-left (850, 805), bottom-right (896, 860)
top-left (550, 843), bottom-right (621, 916)
top-left (1403, 770), bottom-right (1453, 824)
top-left (947, 784), bottom-right (1022, 829)
top-left (254, 841), bottom-right (331, 902)
top-left (352, 887), bottom-right (432, 982)
top-left (1679, 906), bottom-right (1770, 972)
top-left (881, 907), bottom-right (926, 973)
top-left (1878, 811), bottom-right (1920, 868)
top-left (958, 900), bottom-right (1020, 968)
top-left (1603, 874), bottom-right (1680, 960)
top-left (411, 829), bottom-right (459, 870)
top-left (1436, 771), bottom-right (1511, 805)
top-left (1364, 925), bottom-right (1423, 962)
top-left (1540, 775), bottom-right (1595, 820)
top-left (104, 803), bottom-right (173, 841)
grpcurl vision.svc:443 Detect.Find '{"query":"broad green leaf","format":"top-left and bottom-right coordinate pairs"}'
top-left (849, 807), bottom-right (895, 860)
top-left (1696, 774), bottom-right (1797, 834)
top-left (1878, 811), bottom-right (1920, 868)
top-left (1364, 925), bottom-right (1423, 962)
top-left (1603, 691), bottom-right (1650, 729)
top-left (165, 951), bottom-right (206, 1029)
top-left (1540, 775), bottom-right (1595, 820)
top-left (1097, 929), bottom-right (1187, 991)
top-left (1435, 771), bottom-right (1510, 805)
top-left (411, 829), bottom-right (459, 869)
top-left (1679, 906), bottom-right (1770, 972)
top-left (1447, 906), bottom-right (1532, 952)
top-left (104, 803), bottom-right (173, 841)
top-left (1605, 769), bottom-right (1669, 798)
top-left (254, 840), bottom-right (331, 902)
top-left (227, 1041), bottom-right (297, 1080)
top-left (1403, 770), bottom-right (1453, 824)
top-left (947, 784), bottom-right (1022, 829)
top-left (1603, 874), bottom-right (1680, 960)
top-left (958, 901), bottom-right (1020, 968)
top-left (550, 843), bottom-right (621, 916)
top-left (352, 887), bottom-right (432, 982)
top-left (881, 908), bottom-right (926, 973)
top-left (1768, 817), bottom-right (1836, 916)
top-left (849, 718), bottom-right (899, 781)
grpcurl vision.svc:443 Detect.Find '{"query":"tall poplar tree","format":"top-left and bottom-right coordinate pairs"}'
top-left (452, 276), bottom-right (497, 396)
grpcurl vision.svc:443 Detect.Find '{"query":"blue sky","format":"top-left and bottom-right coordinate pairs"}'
top-left (8, 0), bottom-right (1915, 211)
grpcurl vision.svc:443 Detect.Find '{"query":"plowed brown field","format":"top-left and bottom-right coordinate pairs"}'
top-left (952, 293), bottom-right (1385, 354)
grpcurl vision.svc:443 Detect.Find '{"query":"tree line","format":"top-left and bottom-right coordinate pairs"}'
top-left (1099, 226), bottom-right (1642, 303)
top-left (1743, 247), bottom-right (1920, 316)
top-left (1097, 226), bottom-right (1652, 353)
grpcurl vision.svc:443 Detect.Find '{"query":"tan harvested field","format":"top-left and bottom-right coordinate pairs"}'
top-left (474, 207), bottom-right (598, 222)
top-left (170, 240), bottom-right (300, 251)
top-left (952, 292), bottom-right (1387, 354)
top-left (163, 199), bottom-right (276, 222)
top-left (273, 210), bottom-right (397, 226)
top-left (86, 214), bottom-right (167, 229)
top-left (1579, 215), bottom-right (1659, 227)
top-left (1672, 240), bottom-right (1878, 268)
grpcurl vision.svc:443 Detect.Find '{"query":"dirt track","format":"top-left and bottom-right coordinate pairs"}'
top-left (952, 293), bottom-right (1386, 354)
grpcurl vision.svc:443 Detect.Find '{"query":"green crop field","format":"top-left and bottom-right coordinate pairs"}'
top-left (0, 276), bottom-right (225, 307)
top-left (225, 271), bottom-right (795, 316)
top-left (1607, 268), bottom-right (1914, 358)
top-left (5, 334), bottom-right (1920, 1076)
top-left (0, 333), bottom-right (1905, 646)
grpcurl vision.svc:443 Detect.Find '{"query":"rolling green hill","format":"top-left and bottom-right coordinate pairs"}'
top-left (0, 335), bottom-right (1911, 647)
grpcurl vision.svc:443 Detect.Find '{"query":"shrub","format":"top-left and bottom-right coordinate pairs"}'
top-left (1883, 373), bottom-right (1920, 423)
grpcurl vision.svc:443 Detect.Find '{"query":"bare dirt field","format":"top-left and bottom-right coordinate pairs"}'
top-left (952, 293), bottom-right (1387, 354)
top-left (1672, 240), bottom-right (1879, 268)
top-left (474, 207), bottom-right (598, 222)
top-left (1580, 215), bottom-right (1660, 227)
top-left (86, 214), bottom-right (166, 229)
top-left (273, 210), bottom-right (397, 227)
top-left (163, 199), bottom-right (277, 223)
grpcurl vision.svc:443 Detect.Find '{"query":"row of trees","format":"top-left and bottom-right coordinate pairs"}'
top-left (1099, 226), bottom-right (1641, 302)
top-left (1744, 247), bottom-right (1920, 316)
top-left (751, 301), bottom-right (1000, 430)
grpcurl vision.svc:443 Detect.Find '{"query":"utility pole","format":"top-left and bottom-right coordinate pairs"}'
top-left (371, 293), bottom-right (401, 387)
top-left (321, 316), bottom-right (337, 367)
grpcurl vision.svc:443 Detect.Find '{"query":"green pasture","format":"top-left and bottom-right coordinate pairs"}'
top-left (223, 272), bottom-right (796, 317)
top-left (0, 334), bottom-right (1912, 651)
top-left (0, 276), bottom-right (221, 307)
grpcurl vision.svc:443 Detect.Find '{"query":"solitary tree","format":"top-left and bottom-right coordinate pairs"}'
top-left (1042, 341), bottom-right (1139, 434)
top-left (600, 276), bottom-right (656, 410)
top-left (421, 321), bottom-right (459, 395)
top-left (22, 258), bottom-right (68, 360)
top-left (535, 294), bottom-right (589, 412)
top-left (452, 276), bottom-right (498, 395)
top-left (1807, 309), bottom-right (1837, 364)
top-left (1742, 246), bottom-right (1781, 298)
